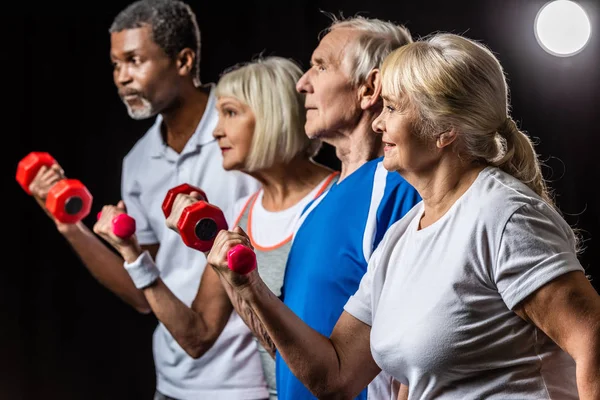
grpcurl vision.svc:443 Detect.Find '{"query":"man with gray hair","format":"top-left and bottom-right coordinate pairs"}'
top-left (277, 14), bottom-right (420, 400)
top-left (213, 13), bottom-right (421, 400)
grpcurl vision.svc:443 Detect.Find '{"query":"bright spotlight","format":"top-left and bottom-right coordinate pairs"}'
top-left (535, 0), bottom-right (592, 57)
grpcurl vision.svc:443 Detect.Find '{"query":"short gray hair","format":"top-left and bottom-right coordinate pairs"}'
top-left (321, 12), bottom-right (413, 86)
top-left (109, 0), bottom-right (202, 86)
top-left (216, 56), bottom-right (321, 172)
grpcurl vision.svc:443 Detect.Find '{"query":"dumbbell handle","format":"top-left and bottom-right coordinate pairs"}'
top-left (227, 244), bottom-right (257, 275)
top-left (97, 212), bottom-right (136, 239)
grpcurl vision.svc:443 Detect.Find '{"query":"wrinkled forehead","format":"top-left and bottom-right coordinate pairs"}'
top-left (110, 25), bottom-right (159, 57)
top-left (313, 28), bottom-right (360, 70)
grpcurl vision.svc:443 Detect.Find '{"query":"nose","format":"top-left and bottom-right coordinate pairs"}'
top-left (114, 64), bottom-right (132, 86)
top-left (372, 111), bottom-right (385, 134)
top-left (296, 70), bottom-right (312, 94)
top-left (213, 119), bottom-right (225, 139)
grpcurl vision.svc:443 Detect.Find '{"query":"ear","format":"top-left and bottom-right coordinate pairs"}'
top-left (176, 48), bottom-right (196, 78)
top-left (359, 68), bottom-right (382, 111)
top-left (436, 129), bottom-right (458, 149)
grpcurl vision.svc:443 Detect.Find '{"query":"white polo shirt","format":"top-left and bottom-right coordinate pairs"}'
top-left (121, 84), bottom-right (266, 400)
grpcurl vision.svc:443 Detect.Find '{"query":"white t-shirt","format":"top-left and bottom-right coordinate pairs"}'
top-left (121, 84), bottom-right (266, 400)
top-left (344, 166), bottom-right (583, 400)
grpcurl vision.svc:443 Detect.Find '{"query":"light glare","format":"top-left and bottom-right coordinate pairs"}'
top-left (535, 0), bottom-right (591, 57)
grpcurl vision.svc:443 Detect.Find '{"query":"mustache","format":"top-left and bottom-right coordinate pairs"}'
top-left (119, 90), bottom-right (144, 97)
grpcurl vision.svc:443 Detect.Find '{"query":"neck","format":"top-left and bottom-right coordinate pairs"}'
top-left (160, 84), bottom-right (210, 153)
top-left (248, 157), bottom-right (333, 212)
top-left (405, 156), bottom-right (486, 229)
top-left (324, 111), bottom-right (382, 182)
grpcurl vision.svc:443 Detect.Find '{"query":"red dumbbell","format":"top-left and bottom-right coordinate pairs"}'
top-left (162, 183), bottom-right (228, 252)
top-left (16, 152), bottom-right (93, 224)
top-left (227, 244), bottom-right (257, 275)
top-left (96, 211), bottom-right (136, 239)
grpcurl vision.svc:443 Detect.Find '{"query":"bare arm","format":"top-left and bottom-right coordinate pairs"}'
top-left (216, 269), bottom-right (276, 358)
top-left (397, 383), bottom-right (409, 400)
top-left (141, 191), bottom-right (263, 358)
top-left (243, 280), bottom-right (380, 399)
top-left (27, 165), bottom-right (151, 313)
top-left (142, 263), bottom-right (234, 359)
top-left (208, 228), bottom-right (381, 399)
top-left (514, 270), bottom-right (600, 399)
top-left (59, 221), bottom-right (154, 314)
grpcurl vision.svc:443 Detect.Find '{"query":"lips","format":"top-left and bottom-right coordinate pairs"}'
top-left (120, 90), bottom-right (142, 98)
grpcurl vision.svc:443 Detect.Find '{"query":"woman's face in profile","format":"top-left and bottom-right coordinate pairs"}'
top-left (214, 96), bottom-right (256, 171)
top-left (373, 92), bottom-right (437, 175)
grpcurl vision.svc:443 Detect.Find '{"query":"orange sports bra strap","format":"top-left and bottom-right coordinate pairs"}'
top-left (232, 190), bottom-right (260, 228)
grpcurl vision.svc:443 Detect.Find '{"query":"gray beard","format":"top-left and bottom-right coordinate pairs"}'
top-left (123, 96), bottom-right (156, 120)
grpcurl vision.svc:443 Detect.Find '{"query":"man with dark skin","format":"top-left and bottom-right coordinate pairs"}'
top-left (28, 1), bottom-right (265, 399)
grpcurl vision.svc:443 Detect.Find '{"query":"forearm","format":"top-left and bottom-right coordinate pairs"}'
top-left (240, 279), bottom-right (347, 397)
top-left (398, 383), bottom-right (409, 400)
top-left (219, 275), bottom-right (276, 358)
top-left (575, 333), bottom-right (600, 400)
top-left (61, 223), bottom-right (150, 313)
top-left (143, 279), bottom-right (224, 359)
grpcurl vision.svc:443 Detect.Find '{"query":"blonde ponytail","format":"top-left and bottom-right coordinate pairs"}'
top-left (493, 118), bottom-right (554, 207)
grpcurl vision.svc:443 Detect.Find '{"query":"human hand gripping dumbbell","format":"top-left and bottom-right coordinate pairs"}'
top-left (162, 183), bottom-right (229, 252)
top-left (226, 242), bottom-right (257, 275)
top-left (16, 151), bottom-right (93, 224)
top-left (95, 201), bottom-right (136, 240)
top-left (206, 227), bottom-right (258, 292)
top-left (162, 184), bottom-right (255, 274)
top-left (94, 201), bottom-right (140, 265)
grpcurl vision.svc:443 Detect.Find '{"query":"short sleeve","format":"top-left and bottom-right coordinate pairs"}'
top-left (121, 156), bottom-right (157, 245)
top-left (373, 171), bottom-right (421, 252)
top-left (494, 202), bottom-right (584, 310)
top-left (344, 243), bottom-right (385, 326)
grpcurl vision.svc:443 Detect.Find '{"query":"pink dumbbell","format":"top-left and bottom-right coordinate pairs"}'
top-left (97, 211), bottom-right (136, 239)
top-left (227, 244), bottom-right (257, 275)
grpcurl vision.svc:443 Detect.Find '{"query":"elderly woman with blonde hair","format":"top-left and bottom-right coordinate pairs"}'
top-left (207, 34), bottom-right (600, 399)
top-left (97, 55), bottom-right (337, 400)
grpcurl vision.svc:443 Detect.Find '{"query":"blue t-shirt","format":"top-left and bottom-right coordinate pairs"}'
top-left (276, 157), bottom-right (421, 399)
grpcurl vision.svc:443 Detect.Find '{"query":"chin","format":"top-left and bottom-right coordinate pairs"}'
top-left (304, 127), bottom-right (319, 139)
top-left (382, 157), bottom-right (399, 172)
top-left (126, 106), bottom-right (156, 120)
top-left (306, 127), bottom-right (333, 142)
top-left (304, 121), bottom-right (323, 139)
top-left (222, 161), bottom-right (236, 171)
top-left (222, 158), bottom-right (245, 172)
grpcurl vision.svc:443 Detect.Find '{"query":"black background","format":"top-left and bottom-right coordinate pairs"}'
top-left (3, 1), bottom-right (599, 398)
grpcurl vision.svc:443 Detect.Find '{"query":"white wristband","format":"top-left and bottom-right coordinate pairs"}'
top-left (123, 250), bottom-right (160, 289)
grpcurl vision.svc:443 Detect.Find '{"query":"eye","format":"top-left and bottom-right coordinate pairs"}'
top-left (131, 56), bottom-right (142, 65)
top-left (385, 104), bottom-right (395, 113)
top-left (311, 62), bottom-right (326, 72)
top-left (223, 108), bottom-right (237, 117)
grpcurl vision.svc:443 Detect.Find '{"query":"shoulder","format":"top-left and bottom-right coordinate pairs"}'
top-left (473, 167), bottom-right (544, 221)
top-left (461, 168), bottom-right (572, 245)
